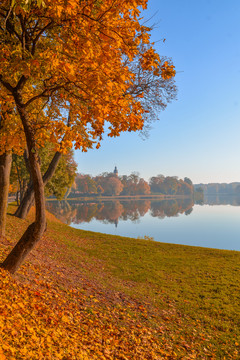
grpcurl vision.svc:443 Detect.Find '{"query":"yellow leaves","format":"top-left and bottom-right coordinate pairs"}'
top-left (64, 0), bottom-right (78, 15)
top-left (140, 47), bottom-right (161, 71)
top-left (31, 59), bottom-right (40, 68)
top-left (0, 347), bottom-right (6, 360)
top-left (61, 315), bottom-right (70, 323)
top-left (61, 62), bottom-right (75, 78)
top-left (0, 106), bottom-right (25, 154)
top-left (161, 61), bottom-right (176, 80)
top-left (1, 258), bottom-right (166, 360)
top-left (56, 4), bottom-right (64, 17)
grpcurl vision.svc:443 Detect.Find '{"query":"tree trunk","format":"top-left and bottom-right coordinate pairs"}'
top-left (14, 183), bottom-right (35, 219)
top-left (64, 187), bottom-right (71, 199)
top-left (14, 151), bottom-right (62, 219)
top-left (0, 151), bottom-right (12, 238)
top-left (16, 190), bottom-right (19, 205)
top-left (1, 96), bottom-right (46, 273)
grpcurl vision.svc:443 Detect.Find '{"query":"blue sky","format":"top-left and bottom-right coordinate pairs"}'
top-left (74, 0), bottom-right (240, 184)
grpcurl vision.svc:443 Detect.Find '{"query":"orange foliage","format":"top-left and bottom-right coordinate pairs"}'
top-left (8, 183), bottom-right (17, 194)
top-left (0, 0), bottom-right (176, 154)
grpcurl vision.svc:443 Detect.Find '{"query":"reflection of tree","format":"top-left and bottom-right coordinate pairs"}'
top-left (185, 208), bottom-right (193, 216)
top-left (46, 201), bottom-right (77, 225)
top-left (150, 198), bottom-right (194, 218)
top-left (204, 195), bottom-right (240, 206)
top-left (96, 201), bottom-right (124, 224)
top-left (47, 198), bottom-right (194, 225)
top-left (76, 203), bottom-right (99, 223)
top-left (137, 200), bottom-right (151, 216)
top-left (120, 200), bottom-right (150, 222)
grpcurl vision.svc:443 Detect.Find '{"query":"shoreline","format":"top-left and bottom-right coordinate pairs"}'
top-left (47, 194), bottom-right (194, 201)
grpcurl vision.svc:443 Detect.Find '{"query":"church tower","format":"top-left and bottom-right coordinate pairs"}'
top-left (113, 166), bottom-right (118, 177)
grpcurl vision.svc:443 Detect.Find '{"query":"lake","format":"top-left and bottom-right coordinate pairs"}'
top-left (46, 195), bottom-right (240, 251)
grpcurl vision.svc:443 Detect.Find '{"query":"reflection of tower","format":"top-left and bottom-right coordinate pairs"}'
top-left (113, 166), bottom-right (118, 177)
top-left (114, 218), bottom-right (119, 228)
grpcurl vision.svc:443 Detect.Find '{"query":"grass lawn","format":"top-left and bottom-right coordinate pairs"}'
top-left (0, 203), bottom-right (240, 359)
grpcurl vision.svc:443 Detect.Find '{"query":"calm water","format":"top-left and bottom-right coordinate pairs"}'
top-left (46, 196), bottom-right (240, 251)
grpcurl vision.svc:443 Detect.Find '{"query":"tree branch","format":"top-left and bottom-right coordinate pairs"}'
top-left (15, 75), bottom-right (29, 92)
top-left (31, 20), bottom-right (53, 55)
top-left (23, 83), bottom-right (69, 108)
top-left (0, 75), bottom-right (14, 93)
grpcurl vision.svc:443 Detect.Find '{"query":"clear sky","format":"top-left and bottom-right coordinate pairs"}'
top-left (74, 0), bottom-right (240, 184)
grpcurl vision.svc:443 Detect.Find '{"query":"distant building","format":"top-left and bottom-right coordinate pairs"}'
top-left (113, 166), bottom-right (118, 177)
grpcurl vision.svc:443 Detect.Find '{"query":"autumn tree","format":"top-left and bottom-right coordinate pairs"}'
top-left (164, 177), bottom-right (179, 195)
top-left (94, 173), bottom-right (123, 196)
top-left (12, 5), bottom-right (176, 219)
top-left (101, 176), bottom-right (124, 196)
top-left (178, 179), bottom-right (193, 195)
top-left (75, 174), bottom-right (97, 194)
top-left (149, 175), bottom-right (193, 195)
top-left (184, 177), bottom-right (193, 186)
top-left (0, 0), bottom-right (175, 273)
top-left (0, 100), bottom-right (24, 238)
top-left (149, 174), bottom-right (165, 193)
top-left (120, 173), bottom-right (150, 195)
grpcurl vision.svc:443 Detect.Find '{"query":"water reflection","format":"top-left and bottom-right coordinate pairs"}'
top-left (46, 198), bottom-right (194, 226)
top-left (46, 196), bottom-right (240, 251)
top-left (204, 194), bottom-right (240, 206)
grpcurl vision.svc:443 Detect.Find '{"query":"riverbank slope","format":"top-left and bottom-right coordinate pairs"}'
top-left (0, 203), bottom-right (240, 359)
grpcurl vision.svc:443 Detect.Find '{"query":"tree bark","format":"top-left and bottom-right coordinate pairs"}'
top-left (64, 186), bottom-right (71, 199)
top-left (0, 151), bottom-right (12, 238)
top-left (14, 106), bottom-right (72, 220)
top-left (14, 151), bottom-right (62, 219)
top-left (1, 94), bottom-right (46, 273)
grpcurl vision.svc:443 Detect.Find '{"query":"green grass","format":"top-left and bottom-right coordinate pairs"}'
top-left (47, 218), bottom-right (240, 358)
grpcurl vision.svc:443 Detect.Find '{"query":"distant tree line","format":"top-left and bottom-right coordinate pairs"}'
top-left (70, 173), bottom-right (194, 197)
top-left (194, 183), bottom-right (240, 195)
